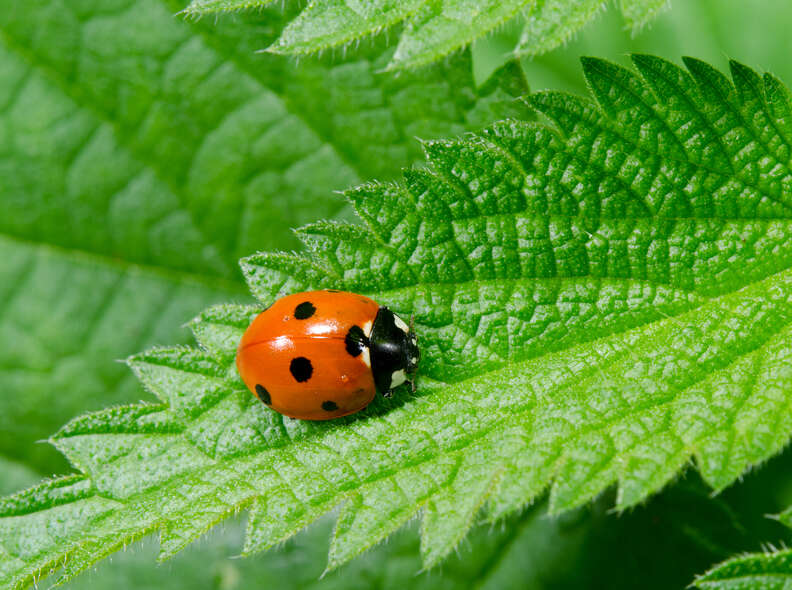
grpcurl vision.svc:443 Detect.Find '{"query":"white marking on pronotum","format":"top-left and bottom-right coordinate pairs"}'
top-left (390, 369), bottom-right (407, 388)
top-left (362, 319), bottom-right (374, 337)
top-left (393, 315), bottom-right (409, 334)
top-left (361, 346), bottom-right (371, 368)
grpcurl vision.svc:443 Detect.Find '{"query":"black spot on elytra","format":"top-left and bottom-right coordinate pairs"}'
top-left (324, 289), bottom-right (341, 293)
top-left (322, 400), bottom-right (339, 412)
top-left (255, 384), bottom-right (271, 405)
top-left (345, 325), bottom-right (369, 357)
top-left (294, 301), bottom-right (316, 319)
top-left (290, 357), bottom-right (313, 382)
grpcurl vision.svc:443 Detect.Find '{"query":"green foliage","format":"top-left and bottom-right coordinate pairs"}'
top-left (56, 463), bottom-right (791, 590)
top-left (0, 0), bottom-right (527, 475)
top-left (696, 550), bottom-right (792, 590)
top-left (694, 478), bottom-right (792, 588)
top-left (182, 0), bottom-right (670, 70)
top-left (4, 54), bottom-right (792, 588)
top-left (519, 0), bottom-right (792, 99)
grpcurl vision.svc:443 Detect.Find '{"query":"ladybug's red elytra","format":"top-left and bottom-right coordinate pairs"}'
top-left (236, 290), bottom-right (420, 420)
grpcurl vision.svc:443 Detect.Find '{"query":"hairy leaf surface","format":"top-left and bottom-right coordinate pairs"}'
top-left (183, 0), bottom-right (670, 69)
top-left (694, 479), bottom-right (792, 589)
top-left (696, 551), bottom-right (792, 590)
top-left (4, 55), bottom-right (792, 588)
top-left (0, 0), bottom-right (527, 474)
top-left (59, 467), bottom-right (788, 590)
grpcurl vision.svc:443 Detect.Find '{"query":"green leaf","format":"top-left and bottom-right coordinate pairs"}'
top-left (6, 54), bottom-right (792, 587)
top-left (519, 0), bottom-right (792, 99)
top-left (60, 464), bottom-right (788, 590)
top-left (183, 0), bottom-right (671, 70)
top-left (693, 459), bottom-right (792, 589)
top-left (0, 0), bottom-right (528, 475)
top-left (696, 550), bottom-right (792, 590)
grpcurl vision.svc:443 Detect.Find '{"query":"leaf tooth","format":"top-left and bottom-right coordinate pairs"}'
top-left (581, 57), bottom-right (685, 156)
top-left (420, 137), bottom-right (465, 175)
top-left (327, 480), bottom-right (420, 572)
top-left (267, 0), bottom-right (420, 57)
top-left (548, 432), bottom-right (618, 514)
top-left (296, 220), bottom-right (370, 242)
top-left (53, 433), bottom-right (213, 500)
top-left (243, 494), bottom-right (337, 557)
top-left (127, 347), bottom-right (230, 418)
top-left (630, 53), bottom-right (734, 175)
top-left (239, 251), bottom-right (333, 303)
top-left (728, 59), bottom-right (766, 103)
top-left (294, 221), bottom-right (370, 268)
top-left (683, 56), bottom-right (736, 100)
top-left (630, 53), bottom-right (692, 89)
top-left (615, 432), bottom-right (690, 510)
top-left (693, 324), bottom-right (792, 492)
top-left (0, 475), bottom-right (92, 518)
top-left (693, 547), bottom-right (792, 588)
top-left (0, 494), bottom-right (122, 588)
top-left (158, 461), bottom-right (269, 561)
top-left (345, 181), bottom-right (412, 242)
top-left (482, 429), bottom-right (547, 521)
top-left (424, 133), bottom-right (535, 219)
top-left (55, 404), bottom-right (177, 439)
top-left (419, 452), bottom-right (504, 570)
top-left (762, 72), bottom-right (792, 132)
top-left (777, 505), bottom-right (792, 528)
top-left (516, 0), bottom-right (604, 58)
top-left (619, 0), bottom-right (670, 31)
top-left (129, 346), bottom-right (224, 378)
top-left (53, 523), bottom-right (155, 590)
top-left (480, 118), bottom-right (561, 165)
top-left (525, 90), bottom-right (599, 138)
top-left (296, 220), bottom-right (418, 292)
top-left (403, 161), bottom-right (485, 230)
top-left (581, 55), bottom-right (648, 113)
top-left (583, 57), bottom-right (691, 166)
top-left (189, 304), bottom-right (260, 364)
top-left (245, 441), bottom-right (355, 555)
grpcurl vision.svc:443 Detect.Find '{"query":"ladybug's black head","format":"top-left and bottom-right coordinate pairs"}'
top-left (369, 307), bottom-right (420, 397)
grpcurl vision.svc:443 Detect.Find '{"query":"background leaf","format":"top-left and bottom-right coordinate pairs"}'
top-left (694, 455), bottom-right (792, 589)
top-left (0, 0), bottom-right (527, 475)
top-left (5, 54), bottom-right (792, 588)
top-left (183, 0), bottom-right (671, 70)
top-left (521, 0), bottom-right (792, 96)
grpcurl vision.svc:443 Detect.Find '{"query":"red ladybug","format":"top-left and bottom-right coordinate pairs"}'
top-left (236, 290), bottom-right (420, 420)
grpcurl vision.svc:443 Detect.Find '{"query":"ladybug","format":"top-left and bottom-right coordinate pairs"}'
top-left (236, 290), bottom-right (420, 420)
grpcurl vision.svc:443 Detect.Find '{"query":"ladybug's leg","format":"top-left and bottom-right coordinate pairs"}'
top-left (383, 389), bottom-right (394, 399)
